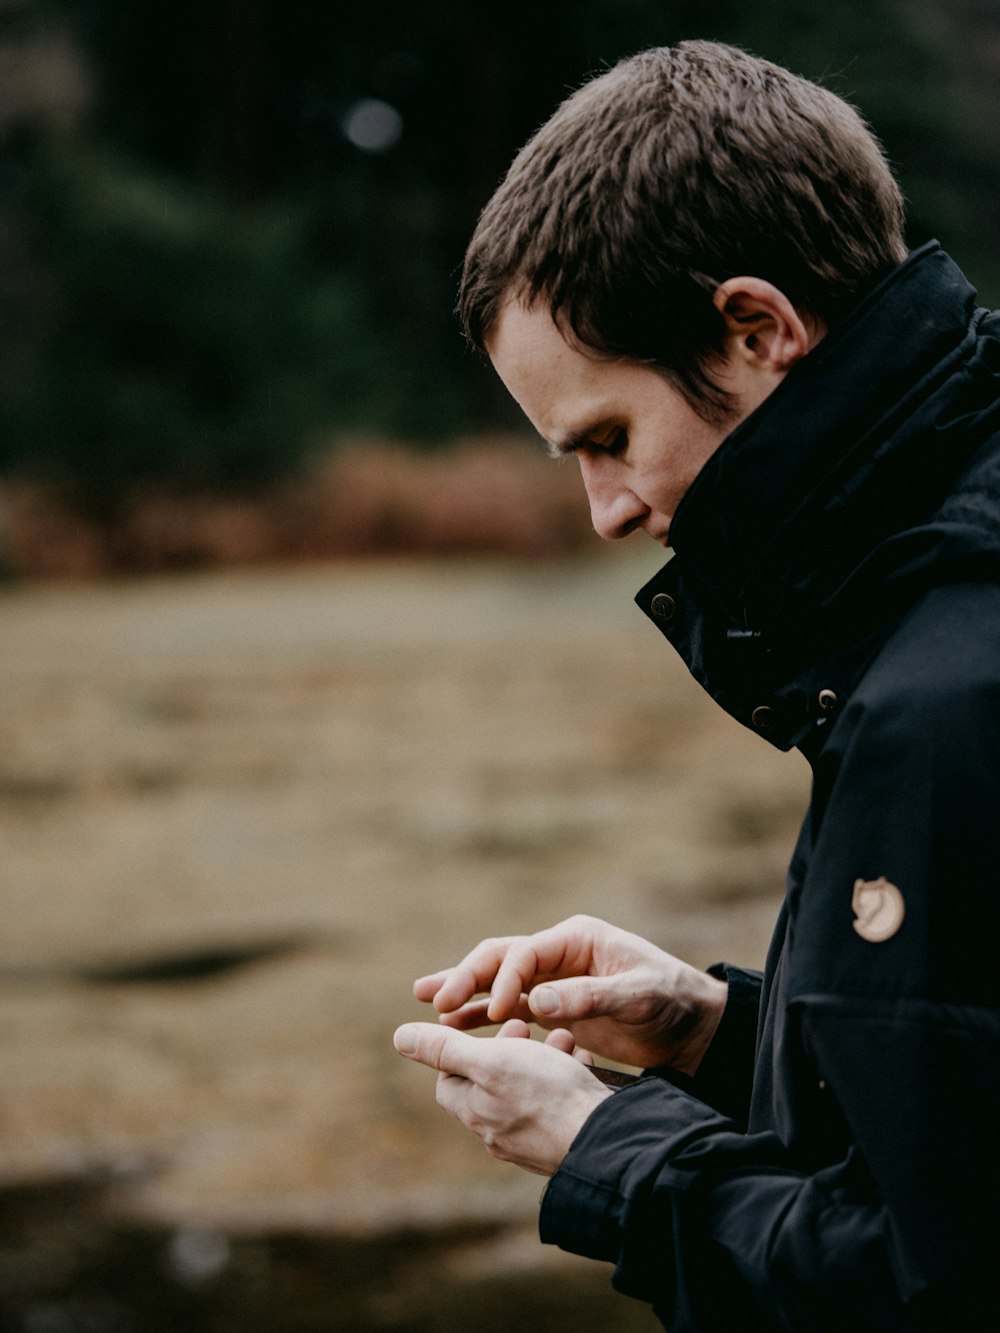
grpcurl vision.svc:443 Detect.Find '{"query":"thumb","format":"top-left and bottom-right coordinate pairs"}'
top-left (393, 1022), bottom-right (487, 1079)
top-left (528, 976), bottom-right (616, 1022)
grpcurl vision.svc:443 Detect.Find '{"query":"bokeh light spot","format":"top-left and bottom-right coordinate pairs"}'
top-left (341, 98), bottom-right (403, 153)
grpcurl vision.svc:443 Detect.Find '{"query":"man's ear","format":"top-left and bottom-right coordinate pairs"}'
top-left (712, 277), bottom-right (823, 372)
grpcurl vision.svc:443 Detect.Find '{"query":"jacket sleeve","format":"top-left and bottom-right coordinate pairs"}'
top-left (541, 604), bottom-right (1000, 1331)
top-left (540, 1080), bottom-right (924, 1331)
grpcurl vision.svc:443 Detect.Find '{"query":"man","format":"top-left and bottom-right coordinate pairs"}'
top-left (393, 41), bottom-right (1000, 1330)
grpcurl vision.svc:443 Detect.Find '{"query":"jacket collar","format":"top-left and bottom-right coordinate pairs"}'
top-left (635, 244), bottom-right (1000, 753)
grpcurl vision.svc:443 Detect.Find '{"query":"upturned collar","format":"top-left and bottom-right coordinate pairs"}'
top-left (635, 244), bottom-right (1000, 753)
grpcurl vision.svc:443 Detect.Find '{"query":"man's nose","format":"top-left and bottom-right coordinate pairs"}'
top-left (578, 455), bottom-right (647, 540)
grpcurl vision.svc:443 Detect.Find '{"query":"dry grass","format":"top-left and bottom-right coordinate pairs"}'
top-left (0, 436), bottom-right (594, 578)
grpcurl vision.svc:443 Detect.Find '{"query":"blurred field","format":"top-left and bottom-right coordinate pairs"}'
top-left (0, 548), bottom-right (809, 1328)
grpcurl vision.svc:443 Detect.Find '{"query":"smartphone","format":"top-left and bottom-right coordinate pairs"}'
top-left (589, 1064), bottom-right (640, 1091)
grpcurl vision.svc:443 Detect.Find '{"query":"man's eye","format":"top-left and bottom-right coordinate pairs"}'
top-left (549, 429), bottom-right (627, 460)
top-left (579, 430), bottom-right (627, 457)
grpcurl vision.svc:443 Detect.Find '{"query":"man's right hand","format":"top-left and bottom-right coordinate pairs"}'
top-left (413, 915), bottom-right (727, 1075)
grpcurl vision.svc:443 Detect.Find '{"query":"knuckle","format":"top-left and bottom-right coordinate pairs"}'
top-left (435, 1072), bottom-right (462, 1110)
top-left (452, 963), bottom-right (477, 992)
top-left (474, 1066), bottom-right (500, 1097)
top-left (500, 934), bottom-right (530, 958)
top-left (564, 913), bottom-right (601, 938)
top-left (502, 943), bottom-right (532, 974)
top-left (429, 1037), bottom-right (457, 1074)
top-left (477, 936), bottom-right (511, 958)
top-left (581, 976), bottom-right (605, 1015)
top-left (478, 1125), bottom-right (504, 1156)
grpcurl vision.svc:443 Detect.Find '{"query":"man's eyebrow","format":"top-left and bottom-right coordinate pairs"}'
top-left (545, 421), bottom-right (609, 459)
top-left (545, 432), bottom-right (586, 460)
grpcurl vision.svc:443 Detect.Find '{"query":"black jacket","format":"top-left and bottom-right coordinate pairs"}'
top-left (539, 245), bottom-right (1000, 1330)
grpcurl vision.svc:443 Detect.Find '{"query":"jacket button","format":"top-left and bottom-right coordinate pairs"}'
top-left (751, 705), bottom-right (776, 731)
top-left (817, 688), bottom-right (840, 714)
top-left (650, 593), bottom-right (677, 621)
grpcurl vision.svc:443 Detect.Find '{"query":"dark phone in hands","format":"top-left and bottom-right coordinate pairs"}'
top-left (589, 1064), bottom-right (640, 1091)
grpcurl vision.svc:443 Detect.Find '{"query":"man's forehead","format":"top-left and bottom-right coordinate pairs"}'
top-left (487, 299), bottom-right (614, 437)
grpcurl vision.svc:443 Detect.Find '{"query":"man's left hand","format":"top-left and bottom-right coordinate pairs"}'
top-left (392, 1019), bottom-right (612, 1176)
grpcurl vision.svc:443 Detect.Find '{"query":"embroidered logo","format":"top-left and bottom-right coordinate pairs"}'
top-left (851, 876), bottom-right (905, 943)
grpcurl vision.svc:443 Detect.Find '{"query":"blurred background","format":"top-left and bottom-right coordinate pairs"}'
top-left (0, 1), bottom-right (996, 1329)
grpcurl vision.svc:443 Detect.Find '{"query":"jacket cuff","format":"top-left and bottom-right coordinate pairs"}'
top-left (643, 963), bottom-right (761, 1128)
top-left (539, 1076), bottom-right (731, 1276)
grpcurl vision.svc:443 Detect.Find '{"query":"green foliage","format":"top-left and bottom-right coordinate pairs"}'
top-left (0, 148), bottom-right (400, 507)
top-left (1, 0), bottom-right (998, 508)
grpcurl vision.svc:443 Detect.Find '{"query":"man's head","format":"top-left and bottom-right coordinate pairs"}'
top-left (487, 273), bottom-right (816, 545)
top-left (459, 41), bottom-right (907, 424)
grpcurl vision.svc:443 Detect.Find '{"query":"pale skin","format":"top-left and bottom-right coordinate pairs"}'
top-left (394, 277), bottom-right (824, 1176)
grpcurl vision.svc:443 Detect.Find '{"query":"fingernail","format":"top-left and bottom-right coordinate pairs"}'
top-left (532, 987), bottom-right (559, 1016)
top-left (393, 1025), bottom-right (417, 1055)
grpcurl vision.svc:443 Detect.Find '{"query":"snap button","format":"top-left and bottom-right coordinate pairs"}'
top-left (751, 705), bottom-right (776, 731)
top-left (817, 688), bottom-right (840, 714)
top-left (650, 593), bottom-right (677, 621)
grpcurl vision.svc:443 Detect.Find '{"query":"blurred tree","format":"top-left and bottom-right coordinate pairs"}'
top-left (0, 0), bottom-right (997, 513)
top-left (1, 150), bottom-right (384, 512)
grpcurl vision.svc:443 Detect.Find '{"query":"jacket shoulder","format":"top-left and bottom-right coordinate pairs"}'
top-left (850, 581), bottom-right (1000, 726)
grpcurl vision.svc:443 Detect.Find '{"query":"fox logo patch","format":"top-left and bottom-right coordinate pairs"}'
top-left (852, 876), bottom-right (905, 943)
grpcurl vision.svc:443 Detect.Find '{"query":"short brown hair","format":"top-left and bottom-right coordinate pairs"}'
top-left (458, 41), bottom-right (907, 419)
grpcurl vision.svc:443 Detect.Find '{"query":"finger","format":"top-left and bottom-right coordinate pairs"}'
top-left (437, 996), bottom-right (535, 1030)
top-left (413, 969), bottom-right (452, 1002)
top-left (437, 999), bottom-right (493, 1029)
top-left (542, 1028), bottom-right (576, 1055)
top-left (487, 923), bottom-right (594, 1022)
top-left (424, 938), bottom-right (516, 1014)
top-left (393, 1022), bottom-right (492, 1082)
top-left (495, 1018), bottom-right (532, 1039)
top-left (527, 976), bottom-right (609, 1024)
top-left (542, 1029), bottom-right (593, 1065)
top-left (488, 939), bottom-right (560, 1021)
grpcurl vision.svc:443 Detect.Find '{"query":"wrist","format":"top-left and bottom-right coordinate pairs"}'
top-left (671, 972), bottom-right (728, 1076)
top-left (555, 1083), bottom-right (613, 1167)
